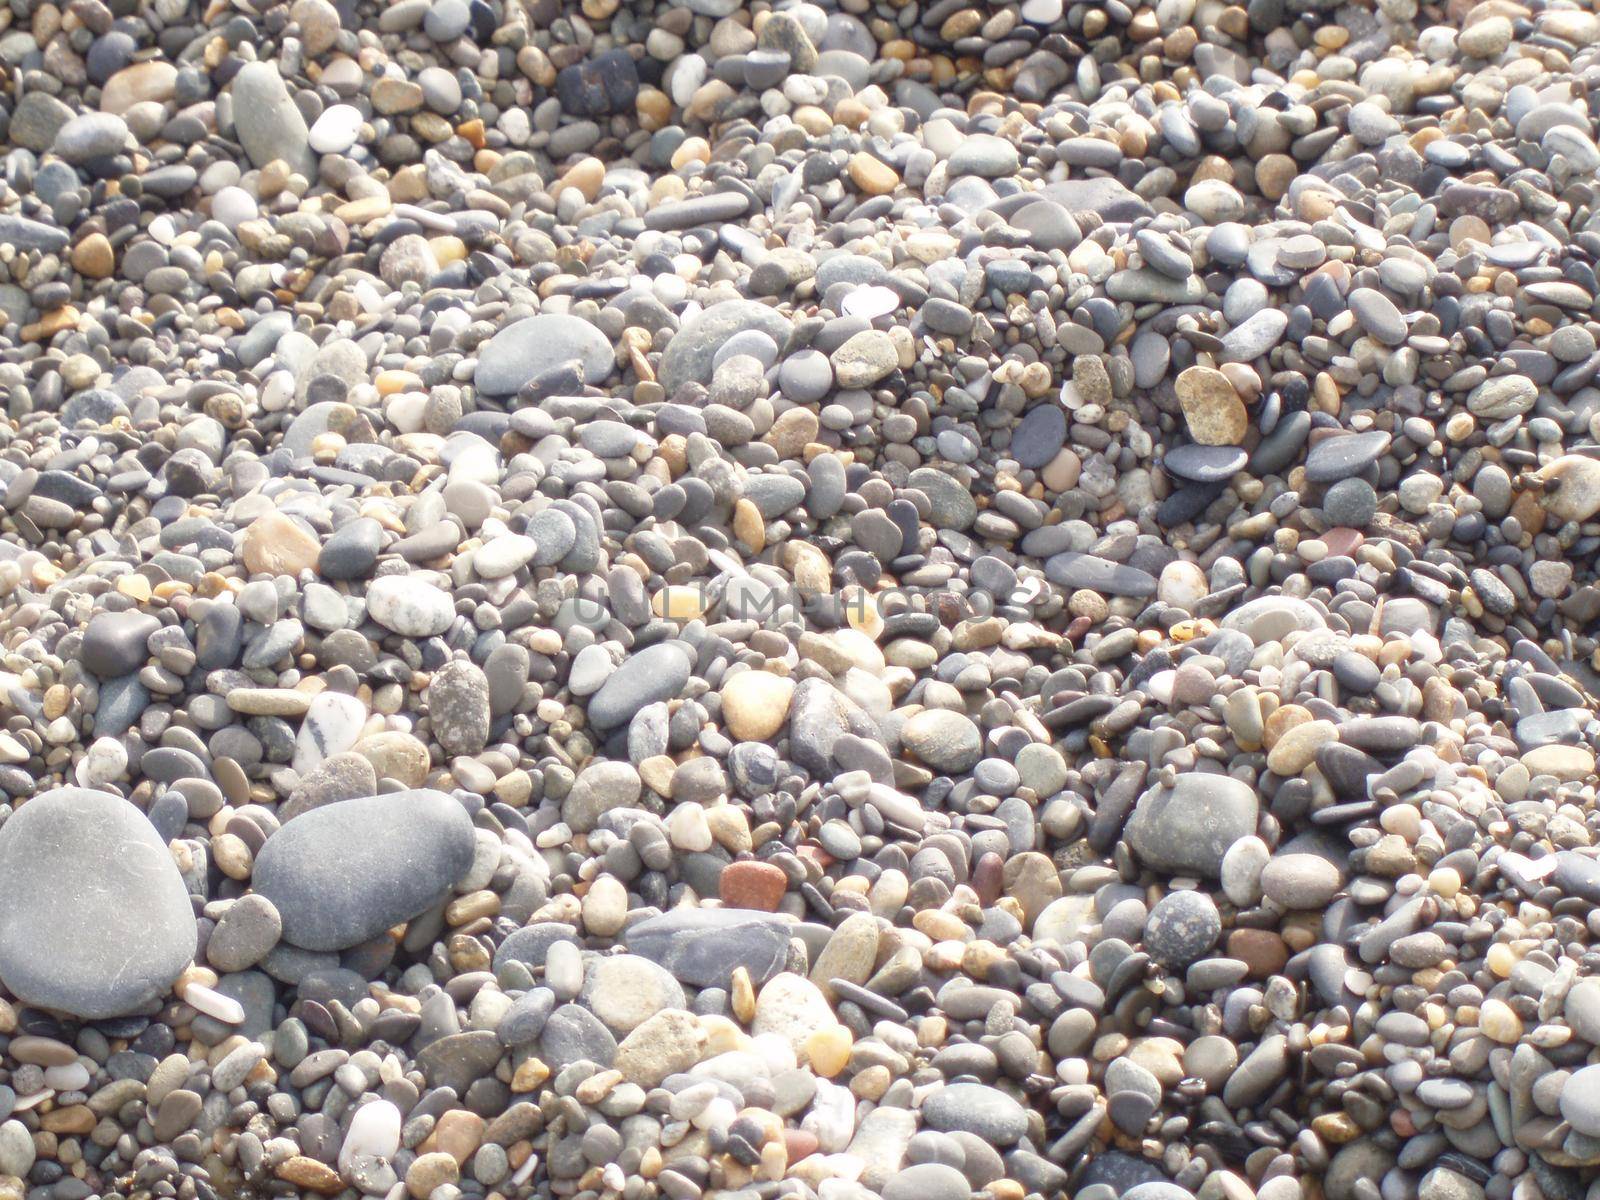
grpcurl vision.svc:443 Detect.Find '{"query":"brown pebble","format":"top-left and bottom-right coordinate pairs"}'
top-left (720, 860), bottom-right (788, 912)
top-left (1227, 928), bottom-right (1289, 979)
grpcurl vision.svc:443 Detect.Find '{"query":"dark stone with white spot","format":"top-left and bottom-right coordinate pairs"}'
top-left (1143, 890), bottom-right (1222, 967)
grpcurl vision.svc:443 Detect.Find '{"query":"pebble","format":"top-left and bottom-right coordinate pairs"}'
top-left (365, 575), bottom-right (456, 636)
top-left (1143, 890), bottom-right (1222, 967)
top-left (1176, 366), bottom-right (1248, 446)
top-left (1126, 775), bottom-right (1260, 877)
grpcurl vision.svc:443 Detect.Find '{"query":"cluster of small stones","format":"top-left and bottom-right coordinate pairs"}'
top-left (2, 0), bottom-right (1600, 1197)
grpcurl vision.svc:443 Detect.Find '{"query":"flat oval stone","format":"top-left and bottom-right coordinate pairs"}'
top-left (1304, 431), bottom-right (1391, 484)
top-left (1162, 443), bottom-right (1248, 482)
top-left (588, 641), bottom-right (693, 730)
top-left (1044, 552), bottom-right (1157, 596)
top-left (623, 907), bottom-right (792, 987)
top-left (920, 1081), bottom-right (1030, 1143)
top-left (0, 787), bottom-right (197, 1018)
top-left (1014, 405), bottom-right (1067, 468)
top-left (253, 790), bottom-right (476, 951)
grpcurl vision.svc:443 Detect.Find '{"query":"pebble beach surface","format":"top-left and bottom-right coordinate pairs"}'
top-left (0, 0), bottom-right (1599, 1197)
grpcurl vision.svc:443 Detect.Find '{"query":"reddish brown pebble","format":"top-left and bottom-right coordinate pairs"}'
top-left (972, 851), bottom-right (1005, 905)
top-left (1227, 928), bottom-right (1289, 979)
top-left (720, 860), bottom-right (788, 911)
top-left (785, 1129), bottom-right (820, 1161)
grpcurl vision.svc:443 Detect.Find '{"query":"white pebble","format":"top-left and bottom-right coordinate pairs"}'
top-left (43, 1062), bottom-right (91, 1092)
top-left (308, 104), bottom-right (362, 155)
top-left (184, 982), bottom-right (245, 1025)
top-left (339, 1099), bottom-right (402, 1170)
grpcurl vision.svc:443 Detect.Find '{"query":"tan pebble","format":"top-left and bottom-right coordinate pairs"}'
top-left (101, 60), bottom-right (177, 112)
top-left (705, 805), bottom-right (752, 854)
top-left (1041, 447), bottom-right (1081, 491)
top-left (732, 498), bottom-right (766, 550)
top-left (71, 233), bottom-right (115, 279)
top-left (850, 1063), bottom-right (891, 1100)
top-left (405, 1151), bottom-right (460, 1198)
top-left (912, 909), bottom-right (970, 941)
top-left (117, 573), bottom-right (153, 602)
top-left (40, 1105), bottom-right (96, 1135)
top-left (804, 1024), bottom-right (853, 1077)
top-left (1312, 1112), bottom-right (1360, 1143)
top-left (212, 833), bottom-right (254, 880)
top-left (336, 194), bottom-right (393, 223)
top-left (494, 769), bottom-right (533, 806)
top-left (582, 875), bottom-right (628, 937)
top-left (731, 966), bottom-right (756, 1023)
top-left (1175, 366), bottom-right (1248, 445)
top-left (670, 137), bottom-right (710, 169)
top-left (651, 585), bottom-right (706, 622)
top-left (240, 510), bottom-right (321, 577)
top-left (720, 671), bottom-right (795, 742)
top-left (833, 98), bottom-right (869, 128)
top-left (635, 87), bottom-right (671, 129)
top-left (638, 755), bottom-right (675, 796)
top-left (511, 1057), bottom-right (549, 1091)
top-left (1478, 998), bottom-right (1521, 1043)
top-left (430, 236), bottom-right (467, 266)
top-left (276, 1157), bottom-right (343, 1194)
top-left (848, 152), bottom-right (899, 196)
top-left (1265, 719), bottom-right (1338, 775)
top-left (1260, 702), bottom-right (1310, 749)
top-left (42, 684), bottom-right (70, 720)
top-left (554, 157), bottom-right (605, 202)
top-left (422, 1110), bottom-right (485, 1165)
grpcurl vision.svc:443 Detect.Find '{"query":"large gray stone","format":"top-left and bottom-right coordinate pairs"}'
top-left (659, 300), bottom-right (793, 393)
top-left (624, 908), bottom-right (792, 987)
top-left (588, 642), bottom-right (692, 730)
top-left (231, 62), bottom-right (314, 175)
top-left (253, 790), bottom-right (475, 951)
top-left (1124, 774), bottom-right (1260, 878)
top-left (0, 788), bottom-right (197, 1018)
top-left (473, 314), bottom-right (614, 394)
top-left (0, 216), bottom-right (70, 254)
top-left (920, 1082), bottom-right (1030, 1143)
